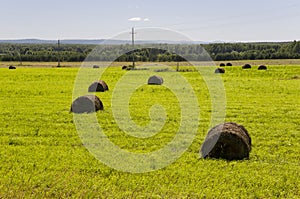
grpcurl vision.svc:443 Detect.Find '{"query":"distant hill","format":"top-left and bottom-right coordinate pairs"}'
top-left (0, 39), bottom-right (109, 45)
top-left (0, 39), bottom-right (208, 45)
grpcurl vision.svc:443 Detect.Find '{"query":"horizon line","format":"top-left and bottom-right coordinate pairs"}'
top-left (0, 38), bottom-right (298, 43)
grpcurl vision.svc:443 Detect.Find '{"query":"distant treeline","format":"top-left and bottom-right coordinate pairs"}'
top-left (1, 41), bottom-right (300, 62)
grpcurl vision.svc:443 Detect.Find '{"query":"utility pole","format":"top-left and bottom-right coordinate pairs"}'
top-left (57, 39), bottom-right (61, 67)
top-left (131, 27), bottom-right (136, 68)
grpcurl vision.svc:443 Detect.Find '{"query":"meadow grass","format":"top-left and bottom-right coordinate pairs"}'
top-left (0, 62), bottom-right (299, 198)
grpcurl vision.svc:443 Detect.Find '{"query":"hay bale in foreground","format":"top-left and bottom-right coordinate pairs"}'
top-left (148, 75), bottom-right (163, 85)
top-left (258, 65), bottom-right (267, 70)
top-left (88, 80), bottom-right (109, 92)
top-left (200, 122), bottom-right (251, 160)
top-left (219, 63), bottom-right (225, 67)
top-left (9, 65), bottom-right (16, 69)
top-left (242, 64), bottom-right (251, 69)
top-left (215, 68), bottom-right (225, 74)
top-left (70, 95), bottom-right (103, 113)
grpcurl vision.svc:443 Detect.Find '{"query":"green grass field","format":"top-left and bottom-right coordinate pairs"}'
top-left (0, 62), bottom-right (299, 198)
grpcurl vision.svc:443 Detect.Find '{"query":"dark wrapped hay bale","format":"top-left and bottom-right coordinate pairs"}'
top-left (200, 122), bottom-right (251, 160)
top-left (70, 95), bottom-right (103, 113)
top-left (122, 65), bottom-right (127, 70)
top-left (219, 63), bottom-right (225, 67)
top-left (9, 65), bottom-right (16, 69)
top-left (148, 75), bottom-right (163, 85)
top-left (93, 65), bottom-right (100, 68)
top-left (258, 65), bottom-right (267, 70)
top-left (226, 63), bottom-right (232, 66)
top-left (215, 68), bottom-right (225, 74)
top-left (88, 80), bottom-right (109, 92)
top-left (242, 64), bottom-right (251, 69)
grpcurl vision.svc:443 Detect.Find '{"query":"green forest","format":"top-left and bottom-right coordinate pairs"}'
top-left (1, 41), bottom-right (300, 62)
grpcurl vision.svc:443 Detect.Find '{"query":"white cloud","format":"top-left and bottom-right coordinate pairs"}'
top-left (128, 17), bottom-right (142, 21)
top-left (128, 17), bottom-right (150, 22)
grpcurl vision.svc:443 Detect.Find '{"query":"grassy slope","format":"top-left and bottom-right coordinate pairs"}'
top-left (0, 64), bottom-right (299, 198)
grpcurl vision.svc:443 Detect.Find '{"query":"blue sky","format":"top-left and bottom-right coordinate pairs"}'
top-left (1, 0), bottom-right (300, 42)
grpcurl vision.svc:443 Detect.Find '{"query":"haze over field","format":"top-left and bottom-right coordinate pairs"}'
top-left (1, 0), bottom-right (300, 42)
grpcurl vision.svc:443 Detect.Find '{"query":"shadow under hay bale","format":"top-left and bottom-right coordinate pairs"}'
top-left (242, 64), bottom-right (251, 69)
top-left (122, 65), bottom-right (127, 70)
top-left (258, 65), bottom-right (267, 70)
top-left (219, 63), bottom-right (225, 67)
top-left (126, 65), bottom-right (134, 70)
top-left (70, 95), bottom-right (103, 113)
top-left (226, 63), bottom-right (232, 66)
top-left (9, 65), bottom-right (16, 69)
top-left (93, 65), bottom-right (100, 68)
top-left (215, 68), bottom-right (225, 74)
top-left (148, 75), bottom-right (163, 85)
top-left (200, 122), bottom-right (251, 160)
top-left (88, 80), bottom-right (109, 92)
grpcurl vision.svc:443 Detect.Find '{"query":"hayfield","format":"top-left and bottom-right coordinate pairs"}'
top-left (0, 62), bottom-right (299, 198)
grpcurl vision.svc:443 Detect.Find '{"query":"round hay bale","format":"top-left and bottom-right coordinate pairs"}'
top-left (9, 65), bottom-right (16, 69)
top-left (219, 63), bottom-right (225, 67)
top-left (258, 65), bottom-right (267, 70)
top-left (93, 65), bottom-right (100, 68)
top-left (148, 75), bottom-right (163, 85)
top-left (88, 80), bottom-right (109, 92)
top-left (215, 68), bottom-right (225, 74)
top-left (242, 64), bottom-right (251, 69)
top-left (122, 65), bottom-right (127, 70)
top-left (70, 95), bottom-right (103, 113)
top-left (200, 122), bottom-right (251, 160)
top-left (226, 63), bottom-right (232, 66)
